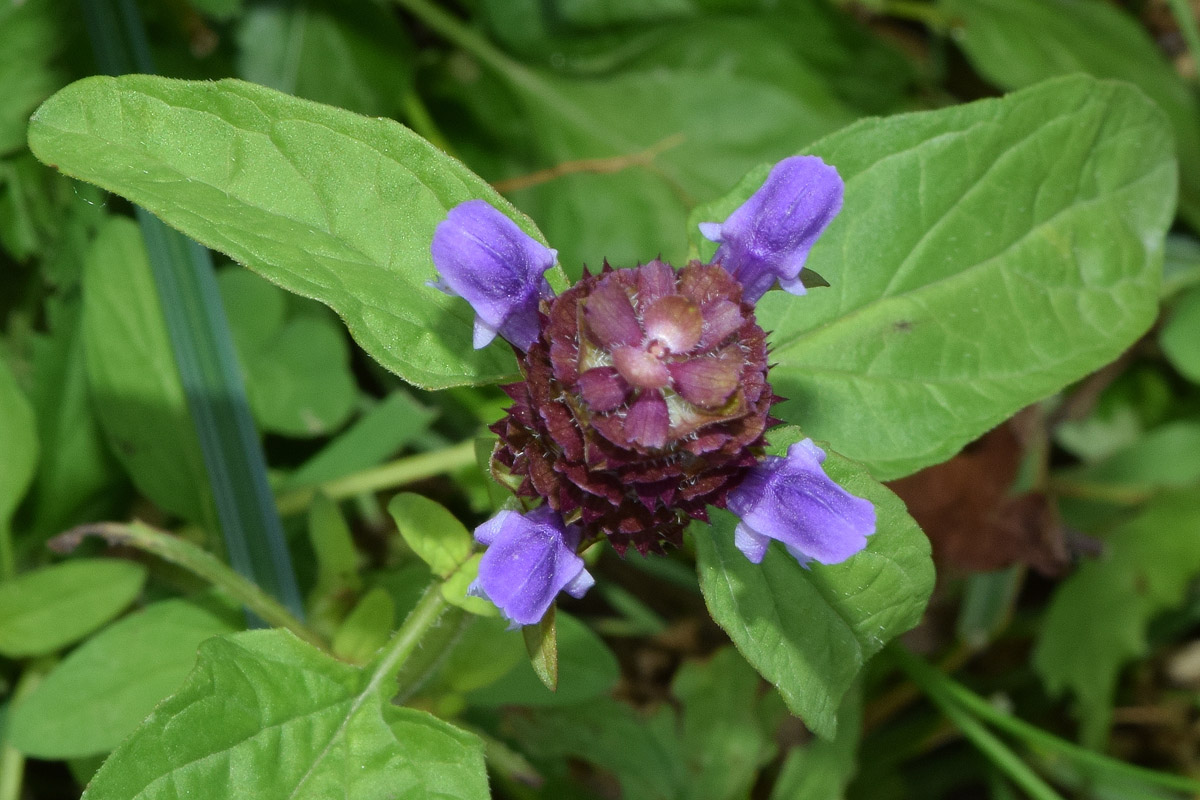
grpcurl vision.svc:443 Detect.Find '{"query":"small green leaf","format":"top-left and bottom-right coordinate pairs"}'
top-left (522, 605), bottom-right (558, 692)
top-left (80, 629), bottom-right (489, 800)
top-left (673, 647), bottom-right (777, 800)
top-left (81, 216), bottom-right (214, 526)
top-left (439, 552), bottom-right (497, 617)
top-left (696, 75), bottom-right (1173, 479)
top-left (1033, 491), bottom-right (1200, 746)
top-left (694, 427), bottom-right (933, 738)
top-left (8, 596), bottom-right (239, 758)
top-left (388, 493), bottom-right (473, 579)
top-left (467, 613), bottom-right (619, 708)
top-left (1161, 287), bottom-right (1200, 383)
top-left (0, 560), bottom-right (147, 658)
top-left (331, 587), bottom-right (395, 664)
top-left (1058, 421), bottom-right (1200, 498)
top-left (28, 75), bottom-right (565, 389)
top-left (218, 268), bottom-right (357, 437)
top-left (307, 492), bottom-right (362, 599)
top-left (0, 356), bottom-right (38, 569)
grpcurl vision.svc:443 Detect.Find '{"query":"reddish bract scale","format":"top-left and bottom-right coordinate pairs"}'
top-left (491, 260), bottom-right (779, 554)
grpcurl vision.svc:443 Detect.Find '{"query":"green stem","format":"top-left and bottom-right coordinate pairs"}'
top-left (893, 647), bottom-right (1065, 800)
top-left (276, 440), bottom-right (478, 517)
top-left (939, 672), bottom-right (1200, 795)
top-left (1166, 0), bottom-right (1200, 83)
top-left (50, 521), bottom-right (324, 649)
top-left (368, 579), bottom-right (451, 699)
top-left (0, 663), bottom-right (49, 800)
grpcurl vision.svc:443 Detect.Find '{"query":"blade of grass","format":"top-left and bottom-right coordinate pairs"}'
top-left (78, 0), bottom-right (303, 618)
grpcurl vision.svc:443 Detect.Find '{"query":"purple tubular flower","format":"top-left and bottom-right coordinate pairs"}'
top-left (430, 199), bottom-right (557, 351)
top-left (468, 506), bottom-right (594, 626)
top-left (699, 155), bottom-right (843, 304)
top-left (726, 439), bottom-right (875, 567)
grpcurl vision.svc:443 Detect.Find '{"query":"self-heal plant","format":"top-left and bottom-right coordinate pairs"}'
top-left (432, 156), bottom-right (876, 626)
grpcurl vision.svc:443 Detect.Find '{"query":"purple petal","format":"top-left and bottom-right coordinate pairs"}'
top-left (726, 439), bottom-right (874, 566)
top-left (471, 506), bottom-right (592, 626)
top-left (584, 278), bottom-right (642, 348)
top-left (578, 366), bottom-right (630, 411)
top-left (700, 156), bottom-right (843, 304)
top-left (431, 199), bottom-right (556, 351)
top-left (668, 351), bottom-right (740, 408)
top-left (642, 295), bottom-right (702, 354)
top-left (624, 391), bottom-right (670, 448)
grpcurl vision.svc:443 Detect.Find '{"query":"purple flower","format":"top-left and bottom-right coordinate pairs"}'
top-left (699, 155), bottom-right (843, 304)
top-left (726, 439), bottom-right (875, 567)
top-left (468, 506), bottom-right (595, 626)
top-left (430, 199), bottom-right (557, 350)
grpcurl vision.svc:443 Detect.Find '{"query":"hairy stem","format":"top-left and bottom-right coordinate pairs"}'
top-left (51, 521), bottom-right (324, 649)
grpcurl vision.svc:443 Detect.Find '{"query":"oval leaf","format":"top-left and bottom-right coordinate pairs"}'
top-left (0, 559), bottom-right (147, 658)
top-left (28, 75), bottom-right (564, 389)
top-left (693, 428), bottom-right (933, 738)
top-left (388, 493), bottom-right (473, 580)
top-left (694, 75), bottom-right (1174, 479)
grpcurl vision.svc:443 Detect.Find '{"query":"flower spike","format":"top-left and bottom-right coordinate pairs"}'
top-left (468, 506), bottom-right (594, 627)
top-left (699, 155), bottom-right (843, 304)
top-left (726, 439), bottom-right (875, 567)
top-left (431, 199), bottom-right (557, 351)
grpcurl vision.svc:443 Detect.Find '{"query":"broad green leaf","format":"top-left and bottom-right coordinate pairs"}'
top-left (1161, 286), bottom-right (1200, 383)
top-left (0, 0), bottom-right (75, 156)
top-left (943, 0), bottom-right (1200, 230)
top-left (1033, 491), bottom-right (1200, 746)
top-left (673, 647), bottom-right (777, 800)
top-left (467, 612), bottom-right (620, 707)
top-left (439, 553), bottom-right (498, 617)
top-left (8, 596), bottom-right (240, 758)
top-left (28, 75), bottom-right (565, 389)
top-left (82, 216), bottom-right (214, 526)
top-left (0, 356), bottom-right (38, 561)
top-left (0, 559), bottom-right (146, 658)
top-left (388, 493), bottom-right (473, 579)
top-left (80, 629), bottom-right (489, 800)
top-left (236, 0), bottom-right (412, 118)
top-left (696, 75), bottom-right (1172, 479)
top-left (332, 587), bottom-right (395, 664)
top-left (769, 684), bottom-right (861, 800)
top-left (218, 268), bottom-right (357, 437)
top-left (694, 427), bottom-right (933, 738)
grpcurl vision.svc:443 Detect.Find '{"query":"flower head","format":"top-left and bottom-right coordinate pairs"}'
top-left (432, 156), bottom-right (869, 626)
top-left (469, 506), bottom-right (594, 627)
top-left (699, 155), bottom-right (843, 303)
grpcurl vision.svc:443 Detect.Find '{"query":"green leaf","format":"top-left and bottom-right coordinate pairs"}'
top-left (28, 75), bottom-right (564, 389)
top-left (0, 559), bottom-right (147, 658)
top-left (80, 629), bottom-right (489, 800)
top-left (236, 0), bottom-right (412, 118)
top-left (673, 647), bottom-right (777, 800)
top-left (388, 493), bottom-right (473, 579)
top-left (1057, 421), bottom-right (1200, 499)
top-left (81, 216), bottom-right (214, 526)
top-left (1033, 491), bottom-right (1200, 746)
top-left (284, 391), bottom-right (436, 489)
top-left (218, 268), bottom-right (357, 437)
top-left (693, 427), bottom-right (933, 738)
top-left (769, 684), bottom-right (861, 800)
top-left (0, 355), bottom-right (38, 568)
top-left (307, 492), bottom-right (362, 600)
top-left (943, 0), bottom-right (1200, 230)
top-left (0, 0), bottom-right (75, 156)
top-left (7, 596), bottom-right (240, 758)
top-left (1161, 286), bottom-right (1200, 383)
top-left (331, 587), bottom-right (395, 664)
top-left (698, 75), bottom-right (1173, 479)
top-left (466, 612), bottom-right (620, 707)
top-left (439, 552), bottom-right (498, 617)
top-left (522, 605), bottom-right (558, 691)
